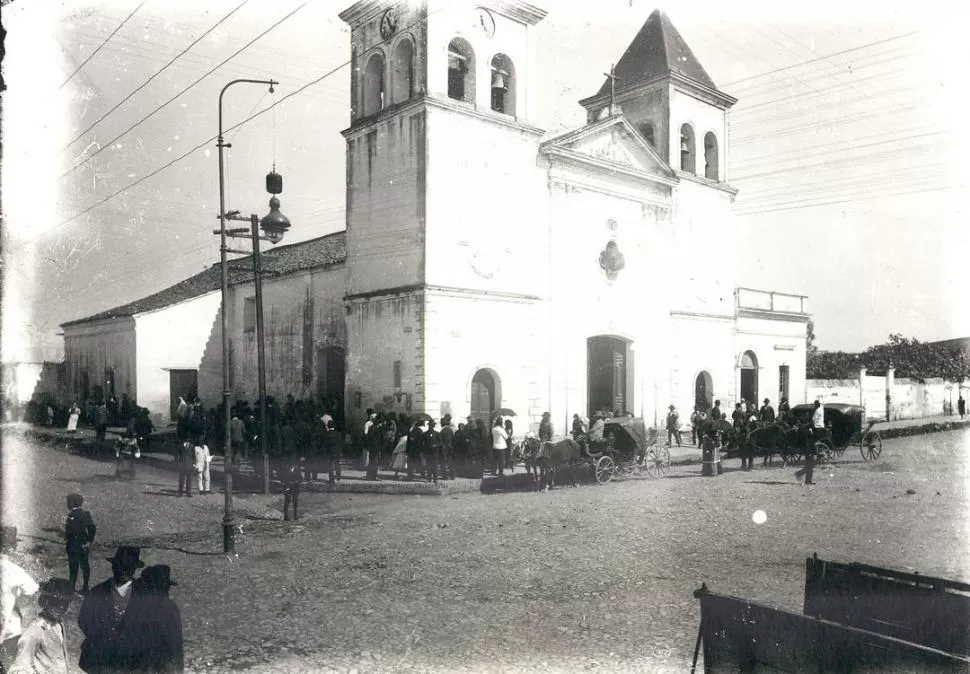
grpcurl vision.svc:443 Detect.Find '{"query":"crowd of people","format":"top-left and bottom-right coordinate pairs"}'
top-left (0, 498), bottom-right (183, 674)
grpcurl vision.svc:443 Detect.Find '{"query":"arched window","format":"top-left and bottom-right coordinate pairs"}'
top-left (704, 132), bottom-right (719, 181)
top-left (680, 124), bottom-right (695, 173)
top-left (362, 52), bottom-right (386, 116)
top-left (447, 38), bottom-right (475, 103)
top-left (470, 368), bottom-right (500, 421)
top-left (490, 53), bottom-right (515, 115)
top-left (391, 38), bottom-right (415, 104)
top-left (638, 122), bottom-right (656, 148)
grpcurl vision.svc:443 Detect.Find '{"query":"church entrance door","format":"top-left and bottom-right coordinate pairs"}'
top-left (587, 336), bottom-right (631, 418)
top-left (740, 351), bottom-right (758, 405)
top-left (695, 371), bottom-right (713, 411)
top-left (470, 369), bottom-right (498, 422)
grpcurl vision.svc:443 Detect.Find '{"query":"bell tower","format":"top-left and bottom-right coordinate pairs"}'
top-left (578, 9), bottom-right (736, 183)
top-left (339, 0), bottom-right (548, 426)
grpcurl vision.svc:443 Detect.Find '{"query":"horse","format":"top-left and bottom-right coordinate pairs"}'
top-left (536, 438), bottom-right (583, 490)
top-left (745, 421), bottom-right (796, 466)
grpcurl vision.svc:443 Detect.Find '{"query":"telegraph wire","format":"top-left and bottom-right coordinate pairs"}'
top-left (721, 30), bottom-right (919, 88)
top-left (60, 0), bottom-right (251, 153)
top-left (24, 1), bottom-right (457, 249)
top-left (734, 184), bottom-right (962, 217)
top-left (60, 0), bottom-right (310, 179)
top-left (58, 1), bottom-right (147, 90)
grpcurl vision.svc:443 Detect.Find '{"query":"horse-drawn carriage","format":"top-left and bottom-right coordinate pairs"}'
top-left (724, 403), bottom-right (883, 465)
top-left (586, 416), bottom-right (671, 483)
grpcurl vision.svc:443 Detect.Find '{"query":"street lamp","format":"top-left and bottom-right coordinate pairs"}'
top-left (216, 78), bottom-right (289, 555)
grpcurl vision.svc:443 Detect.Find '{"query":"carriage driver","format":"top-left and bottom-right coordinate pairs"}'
top-left (588, 413), bottom-right (606, 449)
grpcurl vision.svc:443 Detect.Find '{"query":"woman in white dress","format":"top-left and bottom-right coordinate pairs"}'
top-left (66, 403), bottom-right (81, 434)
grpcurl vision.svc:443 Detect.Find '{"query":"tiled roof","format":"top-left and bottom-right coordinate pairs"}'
top-left (61, 231), bottom-right (346, 327)
top-left (594, 9), bottom-right (717, 99)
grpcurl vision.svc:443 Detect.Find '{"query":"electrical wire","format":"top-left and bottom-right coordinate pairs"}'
top-left (20, 1), bottom-right (455, 252)
top-left (721, 31), bottom-right (920, 88)
top-left (58, 1), bottom-right (147, 90)
top-left (60, 0), bottom-right (310, 179)
top-left (60, 0), bottom-right (251, 153)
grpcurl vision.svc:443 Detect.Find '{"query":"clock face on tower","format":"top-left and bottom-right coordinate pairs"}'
top-left (380, 8), bottom-right (398, 39)
top-left (474, 7), bottom-right (495, 38)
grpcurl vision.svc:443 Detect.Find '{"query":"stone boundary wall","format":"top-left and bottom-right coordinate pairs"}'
top-left (808, 369), bottom-right (970, 421)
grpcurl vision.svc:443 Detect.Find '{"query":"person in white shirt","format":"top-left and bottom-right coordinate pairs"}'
top-left (1, 527), bottom-right (40, 664)
top-left (193, 439), bottom-right (212, 495)
top-left (491, 418), bottom-right (508, 476)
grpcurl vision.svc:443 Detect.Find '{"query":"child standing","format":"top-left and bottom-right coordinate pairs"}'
top-left (64, 494), bottom-right (96, 595)
top-left (193, 438), bottom-right (212, 495)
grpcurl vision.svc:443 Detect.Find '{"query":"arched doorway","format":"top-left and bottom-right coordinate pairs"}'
top-left (470, 369), bottom-right (499, 421)
top-left (694, 371), bottom-right (713, 411)
top-left (587, 336), bottom-right (633, 418)
top-left (740, 351), bottom-right (758, 405)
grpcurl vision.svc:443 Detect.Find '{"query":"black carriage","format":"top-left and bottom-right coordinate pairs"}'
top-left (586, 416), bottom-right (671, 483)
top-left (789, 402), bottom-right (883, 463)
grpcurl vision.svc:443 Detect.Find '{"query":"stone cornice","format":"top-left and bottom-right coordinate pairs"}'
top-left (338, 0), bottom-right (388, 27)
top-left (737, 308), bottom-right (811, 323)
top-left (670, 310), bottom-right (734, 322)
top-left (345, 284), bottom-right (542, 302)
top-left (674, 170), bottom-right (738, 196)
top-left (485, 0), bottom-right (547, 25)
top-left (543, 146), bottom-right (679, 189)
top-left (580, 72), bottom-right (736, 112)
top-left (341, 95), bottom-right (545, 139)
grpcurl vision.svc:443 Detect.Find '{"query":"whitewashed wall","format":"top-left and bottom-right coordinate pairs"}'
top-left (63, 318), bottom-right (136, 404)
top-left (135, 291), bottom-right (221, 423)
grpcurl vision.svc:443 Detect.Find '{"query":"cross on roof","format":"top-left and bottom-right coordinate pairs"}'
top-left (604, 63), bottom-right (621, 116)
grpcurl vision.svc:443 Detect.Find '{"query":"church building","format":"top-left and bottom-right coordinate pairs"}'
top-left (62, 1), bottom-right (810, 432)
top-left (338, 0), bottom-right (808, 432)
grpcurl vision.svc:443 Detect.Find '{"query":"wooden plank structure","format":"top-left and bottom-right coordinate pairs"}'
top-left (692, 555), bottom-right (970, 672)
top-left (804, 554), bottom-right (970, 658)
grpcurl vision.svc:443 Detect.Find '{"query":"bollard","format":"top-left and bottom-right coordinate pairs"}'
top-left (702, 437), bottom-right (716, 477)
top-left (263, 453), bottom-right (270, 495)
top-left (714, 444), bottom-right (723, 475)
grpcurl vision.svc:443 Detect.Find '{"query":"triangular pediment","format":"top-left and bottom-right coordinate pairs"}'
top-left (540, 116), bottom-right (676, 182)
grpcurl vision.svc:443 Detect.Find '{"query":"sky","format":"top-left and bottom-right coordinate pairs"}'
top-left (2, 0), bottom-right (969, 362)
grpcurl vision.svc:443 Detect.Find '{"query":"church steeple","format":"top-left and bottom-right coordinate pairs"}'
top-left (579, 9), bottom-right (736, 182)
top-left (593, 9), bottom-right (717, 98)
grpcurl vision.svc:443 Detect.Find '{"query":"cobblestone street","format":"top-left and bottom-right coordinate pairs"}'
top-left (3, 428), bottom-right (968, 673)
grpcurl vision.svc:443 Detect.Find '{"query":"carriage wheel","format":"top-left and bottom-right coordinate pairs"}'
top-left (815, 441), bottom-right (835, 464)
top-left (595, 455), bottom-right (615, 484)
top-left (780, 447), bottom-right (801, 465)
top-left (643, 446), bottom-right (671, 478)
top-left (860, 431), bottom-right (882, 462)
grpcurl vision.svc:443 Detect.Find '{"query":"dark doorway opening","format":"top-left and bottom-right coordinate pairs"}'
top-left (470, 369), bottom-right (498, 422)
top-left (587, 336), bottom-right (632, 418)
top-left (740, 351), bottom-right (758, 405)
top-left (169, 370), bottom-right (198, 420)
top-left (317, 346), bottom-right (346, 426)
top-left (695, 371), bottom-right (713, 411)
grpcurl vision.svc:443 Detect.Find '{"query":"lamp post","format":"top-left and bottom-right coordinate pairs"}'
top-left (216, 78), bottom-right (285, 554)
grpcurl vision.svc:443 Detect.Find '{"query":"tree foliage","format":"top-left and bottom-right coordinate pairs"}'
top-left (807, 334), bottom-right (970, 382)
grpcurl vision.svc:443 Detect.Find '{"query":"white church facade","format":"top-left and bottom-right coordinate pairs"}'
top-left (62, 1), bottom-right (810, 432)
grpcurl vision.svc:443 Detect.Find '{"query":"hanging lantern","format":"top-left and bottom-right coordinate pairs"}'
top-left (266, 171), bottom-right (283, 195)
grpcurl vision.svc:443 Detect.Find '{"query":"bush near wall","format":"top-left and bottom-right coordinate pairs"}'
top-left (878, 419), bottom-right (970, 440)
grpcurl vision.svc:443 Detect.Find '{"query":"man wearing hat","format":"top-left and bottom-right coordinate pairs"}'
top-left (78, 546), bottom-right (145, 673)
top-left (665, 405), bottom-right (681, 447)
top-left (760, 398), bottom-right (775, 423)
top-left (131, 565), bottom-right (183, 673)
top-left (538, 412), bottom-right (553, 443)
top-left (439, 415), bottom-right (455, 481)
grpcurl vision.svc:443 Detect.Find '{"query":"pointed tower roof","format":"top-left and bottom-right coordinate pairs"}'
top-left (595, 9), bottom-right (717, 98)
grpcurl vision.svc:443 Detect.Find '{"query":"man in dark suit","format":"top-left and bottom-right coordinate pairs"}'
top-left (78, 546), bottom-right (145, 673)
top-left (131, 565), bottom-right (183, 673)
